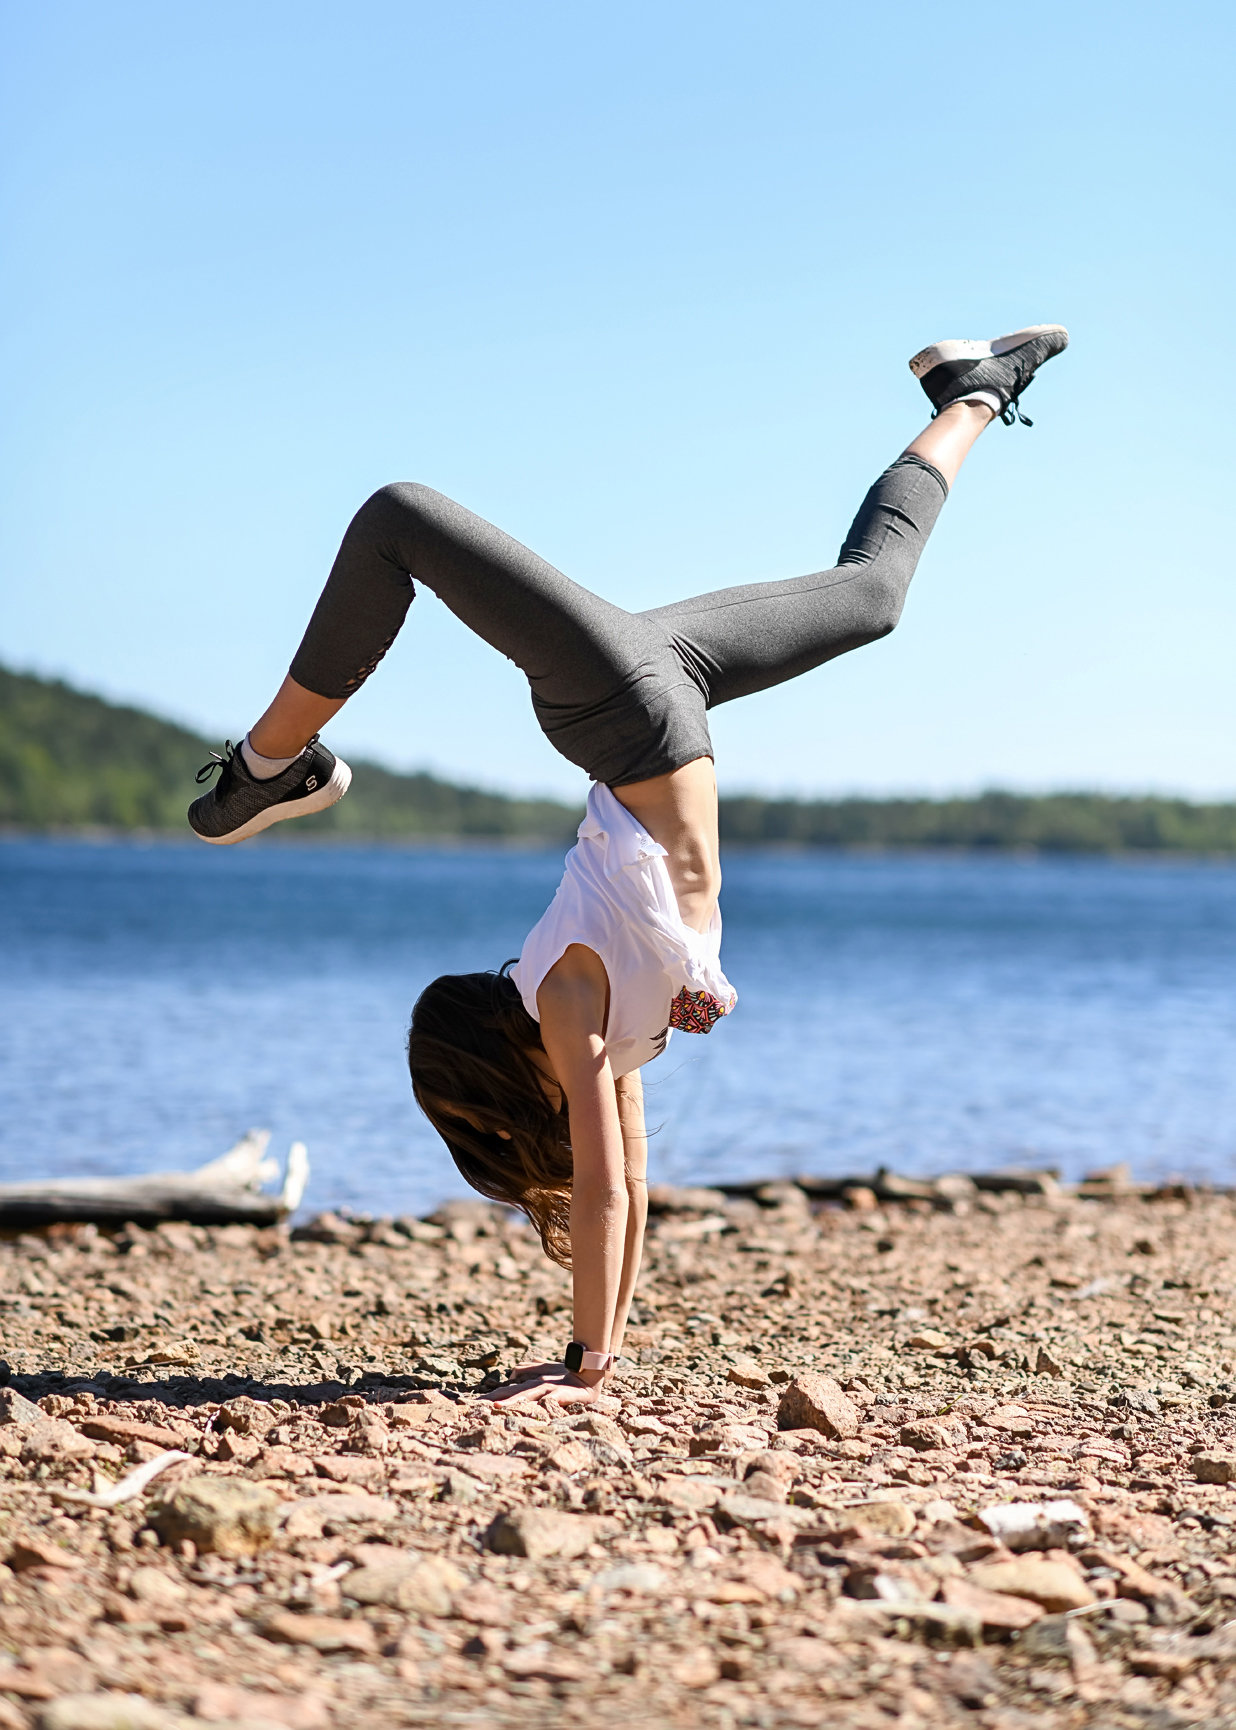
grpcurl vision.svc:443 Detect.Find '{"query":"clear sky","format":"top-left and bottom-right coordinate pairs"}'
top-left (3, 1), bottom-right (1233, 801)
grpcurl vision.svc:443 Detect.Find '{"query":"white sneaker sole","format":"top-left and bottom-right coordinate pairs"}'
top-left (908, 324), bottom-right (1068, 379)
top-left (196, 756), bottom-right (353, 846)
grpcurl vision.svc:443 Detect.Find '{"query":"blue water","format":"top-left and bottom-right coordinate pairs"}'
top-left (2, 839), bottom-right (1235, 1215)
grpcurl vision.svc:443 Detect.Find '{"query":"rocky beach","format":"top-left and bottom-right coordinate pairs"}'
top-left (2, 1175), bottom-right (1235, 1730)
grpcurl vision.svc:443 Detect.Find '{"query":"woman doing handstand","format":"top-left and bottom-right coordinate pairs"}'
top-left (190, 326), bottom-right (1068, 1405)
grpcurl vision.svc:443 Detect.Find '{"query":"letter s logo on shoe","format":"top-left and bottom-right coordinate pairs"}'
top-left (305, 776), bottom-right (318, 791)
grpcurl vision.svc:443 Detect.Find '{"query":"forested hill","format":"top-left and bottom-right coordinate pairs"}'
top-left (3, 663), bottom-right (1235, 852)
top-left (0, 665), bottom-right (579, 841)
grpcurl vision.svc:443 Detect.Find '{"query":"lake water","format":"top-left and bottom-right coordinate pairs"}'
top-left (2, 839), bottom-right (1234, 1216)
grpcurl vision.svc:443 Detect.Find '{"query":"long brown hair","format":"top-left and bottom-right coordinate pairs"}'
top-left (407, 964), bottom-right (574, 1265)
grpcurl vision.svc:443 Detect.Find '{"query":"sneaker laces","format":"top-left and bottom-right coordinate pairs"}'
top-left (195, 741), bottom-right (237, 785)
top-left (1000, 392), bottom-right (1034, 428)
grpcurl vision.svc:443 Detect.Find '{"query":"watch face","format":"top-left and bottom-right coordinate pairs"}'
top-left (564, 1341), bottom-right (584, 1373)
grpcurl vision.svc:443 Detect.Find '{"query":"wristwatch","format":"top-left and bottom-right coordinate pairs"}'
top-left (564, 1341), bottom-right (616, 1375)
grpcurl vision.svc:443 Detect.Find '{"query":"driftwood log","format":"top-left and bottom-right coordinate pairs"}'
top-left (0, 1131), bottom-right (309, 1229)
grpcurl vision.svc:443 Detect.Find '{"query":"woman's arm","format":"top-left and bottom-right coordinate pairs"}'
top-left (609, 1070), bottom-right (648, 1360)
top-left (489, 945), bottom-right (628, 1406)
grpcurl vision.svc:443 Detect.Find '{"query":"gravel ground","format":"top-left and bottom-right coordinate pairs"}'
top-left (2, 1178), bottom-right (1235, 1730)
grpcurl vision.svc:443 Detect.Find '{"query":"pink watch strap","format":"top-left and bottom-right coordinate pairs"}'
top-left (577, 1350), bottom-right (615, 1373)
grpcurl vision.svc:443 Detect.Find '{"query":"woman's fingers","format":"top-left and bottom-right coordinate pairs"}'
top-left (543, 1380), bottom-right (598, 1405)
top-left (482, 1367), bottom-right (595, 1406)
top-left (507, 1360), bottom-right (562, 1381)
top-left (485, 1378), bottom-right (551, 1405)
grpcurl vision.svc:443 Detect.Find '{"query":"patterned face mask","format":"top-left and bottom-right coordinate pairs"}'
top-left (668, 986), bottom-right (736, 1035)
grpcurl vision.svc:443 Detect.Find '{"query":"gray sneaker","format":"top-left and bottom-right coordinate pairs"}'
top-left (908, 324), bottom-right (1069, 426)
top-left (188, 735), bottom-right (352, 844)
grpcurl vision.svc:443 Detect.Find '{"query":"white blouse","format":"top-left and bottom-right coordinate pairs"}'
top-left (511, 783), bottom-right (737, 1078)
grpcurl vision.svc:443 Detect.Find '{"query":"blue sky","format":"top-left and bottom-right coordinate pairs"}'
top-left (3, 1), bottom-right (1233, 800)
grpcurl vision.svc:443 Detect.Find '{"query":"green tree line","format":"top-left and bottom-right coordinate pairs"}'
top-left (3, 664), bottom-right (1235, 852)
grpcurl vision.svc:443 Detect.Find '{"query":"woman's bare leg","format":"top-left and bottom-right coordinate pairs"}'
top-left (249, 675), bottom-right (346, 759)
top-left (904, 398), bottom-right (996, 488)
top-left (616, 407), bottom-right (999, 926)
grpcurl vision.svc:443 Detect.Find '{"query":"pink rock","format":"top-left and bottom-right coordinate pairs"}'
top-left (80, 1416), bottom-right (187, 1451)
top-left (776, 1373), bottom-right (859, 1440)
top-left (942, 1575), bottom-right (1045, 1630)
top-left (259, 1610), bottom-right (377, 1654)
top-left (194, 1684), bottom-right (329, 1727)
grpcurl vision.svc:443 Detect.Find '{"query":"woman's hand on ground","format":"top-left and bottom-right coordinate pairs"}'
top-left (504, 1359), bottom-right (567, 1382)
top-left (483, 1365), bottom-right (602, 1407)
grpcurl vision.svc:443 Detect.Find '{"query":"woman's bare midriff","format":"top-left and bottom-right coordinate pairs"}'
top-left (609, 756), bottom-right (720, 933)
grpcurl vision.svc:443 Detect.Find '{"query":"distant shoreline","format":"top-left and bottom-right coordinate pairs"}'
top-left (4, 824), bottom-right (1236, 861)
top-left (5, 664), bottom-right (1236, 854)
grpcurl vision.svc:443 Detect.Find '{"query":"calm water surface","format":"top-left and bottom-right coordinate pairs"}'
top-left (2, 840), bottom-right (1234, 1214)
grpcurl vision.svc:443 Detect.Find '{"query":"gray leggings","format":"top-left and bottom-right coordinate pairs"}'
top-left (289, 452), bottom-right (948, 786)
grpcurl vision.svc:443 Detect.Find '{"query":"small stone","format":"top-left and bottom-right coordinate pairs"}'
top-left (590, 1561), bottom-right (666, 1594)
top-left (941, 1576), bottom-right (1044, 1630)
top-left (901, 1604), bottom-right (984, 1647)
top-left (437, 1468), bottom-right (484, 1504)
top-left (8, 1536), bottom-right (84, 1573)
top-left (776, 1373), bottom-right (859, 1439)
top-left (38, 1698), bottom-right (178, 1730)
top-left (689, 1428), bottom-right (736, 1457)
top-left (80, 1417), bottom-right (186, 1451)
top-left (344, 1552), bottom-right (465, 1615)
top-left (841, 1500), bottom-right (916, 1538)
top-left (541, 1439), bottom-right (597, 1475)
top-left (20, 1418), bottom-right (96, 1464)
top-left (726, 1357), bottom-right (772, 1390)
top-left (977, 1499), bottom-right (1091, 1552)
top-left (652, 1476), bottom-right (728, 1514)
top-left (311, 1453), bottom-right (385, 1487)
top-left (1193, 1451), bottom-right (1236, 1484)
top-left (259, 1611), bottom-right (377, 1654)
top-left (1127, 1649), bottom-right (1193, 1681)
top-left (566, 1411), bottom-right (626, 1446)
top-left (982, 1404), bottom-right (1035, 1437)
top-left (212, 1430), bottom-right (261, 1465)
top-left (905, 1330), bottom-right (951, 1351)
top-left (0, 1668), bottom-right (55, 1701)
top-left (451, 1580), bottom-right (514, 1625)
top-left (742, 1470), bottom-right (787, 1502)
top-left (576, 1435), bottom-right (634, 1470)
top-left (441, 1451), bottom-right (530, 1481)
top-left (214, 1396), bottom-right (278, 1436)
top-left (281, 1490), bottom-right (398, 1539)
top-left (968, 1558), bottom-right (1096, 1613)
top-left (1018, 1614), bottom-right (1098, 1670)
top-left (718, 1492), bottom-right (816, 1531)
top-left (1078, 1547), bottom-right (1197, 1621)
top-left (147, 1475), bottom-right (280, 1557)
top-left (126, 1566), bottom-right (185, 1608)
top-left (646, 1185), bottom-right (728, 1213)
top-left (501, 1648), bottom-right (589, 1683)
top-left (484, 1507), bottom-right (603, 1560)
top-left (900, 1418), bottom-right (965, 1452)
top-left (192, 1684), bottom-right (328, 1727)
top-left (670, 1650), bottom-right (721, 1688)
top-left (0, 1387), bottom-right (44, 1427)
top-left (318, 1399), bottom-right (361, 1428)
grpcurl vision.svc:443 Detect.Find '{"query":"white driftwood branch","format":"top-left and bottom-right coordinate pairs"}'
top-left (0, 1132), bottom-right (310, 1228)
top-left (280, 1142), bottom-right (310, 1213)
top-left (49, 1449), bottom-right (194, 1508)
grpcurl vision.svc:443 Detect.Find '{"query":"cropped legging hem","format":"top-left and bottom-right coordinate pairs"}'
top-left (288, 452), bottom-right (948, 787)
